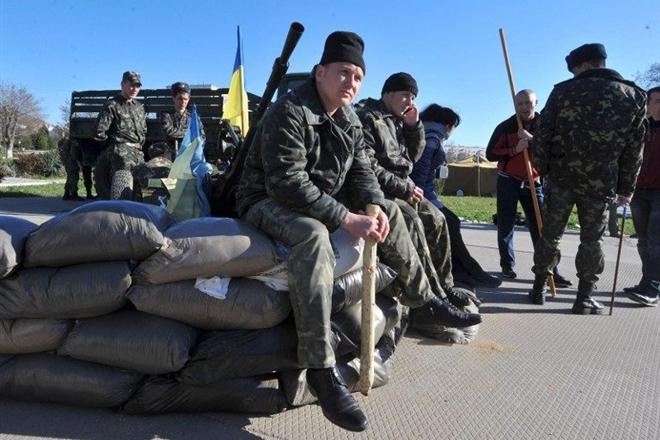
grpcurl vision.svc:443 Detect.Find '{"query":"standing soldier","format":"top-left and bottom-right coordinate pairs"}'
top-left (57, 137), bottom-right (83, 201)
top-left (93, 71), bottom-right (147, 199)
top-left (529, 43), bottom-right (647, 313)
top-left (159, 81), bottom-right (192, 160)
top-left (237, 31), bottom-right (480, 432)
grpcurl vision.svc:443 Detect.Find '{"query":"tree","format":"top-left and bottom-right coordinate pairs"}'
top-left (0, 83), bottom-right (43, 159)
top-left (635, 63), bottom-right (660, 89)
top-left (33, 125), bottom-right (50, 150)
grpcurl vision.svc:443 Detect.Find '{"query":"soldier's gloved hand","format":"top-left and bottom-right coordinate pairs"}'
top-left (615, 194), bottom-right (632, 207)
top-left (407, 186), bottom-right (424, 205)
top-left (518, 128), bottom-right (533, 141)
top-left (402, 104), bottom-right (419, 126)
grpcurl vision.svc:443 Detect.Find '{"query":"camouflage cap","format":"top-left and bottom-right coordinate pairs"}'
top-left (171, 81), bottom-right (191, 95)
top-left (565, 43), bottom-right (607, 71)
top-left (122, 71), bottom-right (142, 86)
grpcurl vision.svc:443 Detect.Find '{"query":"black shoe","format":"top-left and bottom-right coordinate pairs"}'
top-left (472, 271), bottom-right (503, 288)
top-left (411, 297), bottom-right (482, 330)
top-left (551, 273), bottom-right (573, 288)
top-left (306, 368), bottom-right (368, 432)
top-left (501, 268), bottom-right (517, 279)
top-left (571, 296), bottom-right (606, 315)
top-left (62, 193), bottom-right (71, 200)
top-left (445, 287), bottom-right (473, 308)
top-left (623, 281), bottom-right (646, 294)
top-left (528, 276), bottom-right (547, 305)
top-left (628, 281), bottom-right (659, 307)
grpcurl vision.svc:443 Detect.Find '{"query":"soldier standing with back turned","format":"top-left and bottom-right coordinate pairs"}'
top-left (529, 43), bottom-right (647, 314)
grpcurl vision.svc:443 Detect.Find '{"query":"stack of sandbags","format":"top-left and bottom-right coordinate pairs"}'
top-left (0, 216), bottom-right (38, 278)
top-left (0, 202), bottom-right (406, 416)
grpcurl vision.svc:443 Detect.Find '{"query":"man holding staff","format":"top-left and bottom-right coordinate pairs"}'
top-left (530, 43), bottom-right (647, 313)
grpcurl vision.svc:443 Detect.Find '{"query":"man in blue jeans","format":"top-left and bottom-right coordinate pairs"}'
top-left (486, 89), bottom-right (571, 286)
top-left (626, 86), bottom-right (660, 306)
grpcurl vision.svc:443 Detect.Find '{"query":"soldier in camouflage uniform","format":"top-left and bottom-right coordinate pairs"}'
top-left (356, 72), bottom-right (479, 311)
top-left (93, 71), bottom-right (147, 195)
top-left (237, 32), bottom-right (480, 433)
top-left (529, 43), bottom-right (647, 314)
top-left (159, 82), bottom-right (191, 160)
top-left (57, 137), bottom-right (83, 201)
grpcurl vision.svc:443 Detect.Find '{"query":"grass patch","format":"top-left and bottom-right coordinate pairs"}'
top-left (0, 183), bottom-right (637, 236)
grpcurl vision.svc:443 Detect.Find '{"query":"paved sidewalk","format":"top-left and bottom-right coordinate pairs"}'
top-left (0, 177), bottom-right (65, 187)
top-left (0, 199), bottom-right (656, 440)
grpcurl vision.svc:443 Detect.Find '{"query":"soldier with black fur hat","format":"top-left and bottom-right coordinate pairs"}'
top-left (529, 43), bottom-right (647, 314)
top-left (237, 31), bottom-right (480, 432)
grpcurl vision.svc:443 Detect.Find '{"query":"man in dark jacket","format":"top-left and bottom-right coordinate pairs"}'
top-left (159, 81), bottom-right (192, 160)
top-left (530, 43), bottom-right (647, 314)
top-left (356, 73), bottom-right (482, 314)
top-left (486, 89), bottom-right (571, 285)
top-left (411, 104), bottom-right (501, 288)
top-left (237, 32), bottom-right (480, 432)
top-left (625, 86), bottom-right (660, 306)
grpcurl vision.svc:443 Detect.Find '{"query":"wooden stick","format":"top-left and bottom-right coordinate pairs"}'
top-left (358, 203), bottom-right (380, 396)
top-left (498, 28), bottom-right (557, 296)
top-left (610, 206), bottom-right (627, 315)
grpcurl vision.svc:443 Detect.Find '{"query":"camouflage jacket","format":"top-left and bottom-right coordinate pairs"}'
top-left (93, 95), bottom-right (147, 146)
top-left (356, 97), bottom-right (425, 200)
top-left (237, 79), bottom-right (385, 231)
top-left (159, 109), bottom-right (190, 142)
top-left (534, 68), bottom-right (647, 198)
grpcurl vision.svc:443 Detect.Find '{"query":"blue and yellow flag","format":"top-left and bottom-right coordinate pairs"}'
top-left (224, 26), bottom-right (249, 135)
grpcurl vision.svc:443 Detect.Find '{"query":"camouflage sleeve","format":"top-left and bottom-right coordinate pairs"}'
top-left (362, 115), bottom-right (415, 200)
top-left (159, 112), bottom-right (178, 140)
top-left (93, 100), bottom-right (115, 143)
top-left (533, 90), bottom-right (558, 176)
top-left (261, 103), bottom-right (349, 231)
top-left (616, 98), bottom-right (647, 196)
top-left (345, 129), bottom-right (386, 209)
top-left (139, 106), bottom-right (147, 146)
top-left (403, 120), bottom-right (426, 163)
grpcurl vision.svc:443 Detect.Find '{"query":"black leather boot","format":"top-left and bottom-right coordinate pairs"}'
top-left (444, 286), bottom-right (472, 308)
top-left (410, 296), bottom-right (482, 330)
top-left (572, 281), bottom-right (605, 315)
top-left (306, 367), bottom-right (368, 432)
top-left (528, 276), bottom-right (547, 305)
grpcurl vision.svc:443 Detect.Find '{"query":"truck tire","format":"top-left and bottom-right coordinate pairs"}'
top-left (110, 170), bottom-right (134, 200)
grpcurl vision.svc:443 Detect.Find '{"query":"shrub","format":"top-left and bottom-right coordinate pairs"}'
top-left (12, 151), bottom-right (64, 177)
top-left (0, 159), bottom-right (17, 182)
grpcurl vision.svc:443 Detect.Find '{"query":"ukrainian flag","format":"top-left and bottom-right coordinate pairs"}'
top-left (224, 26), bottom-right (249, 135)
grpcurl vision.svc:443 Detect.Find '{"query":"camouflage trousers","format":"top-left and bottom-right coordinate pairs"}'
top-left (57, 140), bottom-right (80, 196)
top-left (243, 198), bottom-right (434, 368)
top-left (110, 143), bottom-right (145, 174)
top-left (532, 183), bottom-right (608, 284)
top-left (396, 199), bottom-right (453, 299)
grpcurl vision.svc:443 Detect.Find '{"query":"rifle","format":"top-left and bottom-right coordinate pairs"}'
top-left (210, 22), bottom-right (305, 217)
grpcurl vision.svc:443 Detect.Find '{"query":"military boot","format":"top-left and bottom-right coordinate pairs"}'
top-left (306, 367), bottom-right (368, 432)
top-left (444, 286), bottom-right (474, 308)
top-left (410, 296), bottom-right (482, 333)
top-left (628, 280), bottom-right (659, 307)
top-left (572, 281), bottom-right (606, 315)
top-left (528, 276), bottom-right (547, 305)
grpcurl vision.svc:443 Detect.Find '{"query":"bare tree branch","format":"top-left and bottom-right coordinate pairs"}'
top-left (0, 83), bottom-right (43, 159)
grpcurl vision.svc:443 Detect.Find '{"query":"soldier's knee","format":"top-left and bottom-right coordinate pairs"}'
top-left (291, 217), bottom-right (330, 246)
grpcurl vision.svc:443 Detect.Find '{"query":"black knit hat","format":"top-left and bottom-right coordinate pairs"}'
top-left (565, 43), bottom-right (607, 71)
top-left (171, 81), bottom-right (191, 95)
top-left (381, 72), bottom-right (418, 96)
top-left (319, 31), bottom-right (366, 73)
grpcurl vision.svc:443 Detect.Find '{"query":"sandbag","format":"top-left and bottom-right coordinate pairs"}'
top-left (179, 324), bottom-right (299, 385)
top-left (58, 310), bottom-right (198, 375)
top-left (0, 318), bottom-right (72, 353)
top-left (331, 294), bottom-right (400, 349)
top-left (24, 201), bottom-right (174, 267)
top-left (0, 353), bottom-right (142, 408)
top-left (122, 375), bottom-right (287, 415)
top-left (0, 262), bottom-right (131, 319)
top-left (133, 217), bottom-right (282, 285)
top-left (127, 277), bottom-right (290, 330)
top-left (249, 228), bottom-right (366, 291)
top-left (332, 263), bottom-right (397, 312)
top-left (0, 216), bottom-right (38, 278)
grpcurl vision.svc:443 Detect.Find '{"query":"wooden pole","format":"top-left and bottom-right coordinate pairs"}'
top-left (609, 206), bottom-right (627, 315)
top-left (498, 28), bottom-right (557, 296)
top-left (358, 203), bottom-right (380, 396)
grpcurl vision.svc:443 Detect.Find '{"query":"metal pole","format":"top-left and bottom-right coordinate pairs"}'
top-left (610, 206), bottom-right (627, 315)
